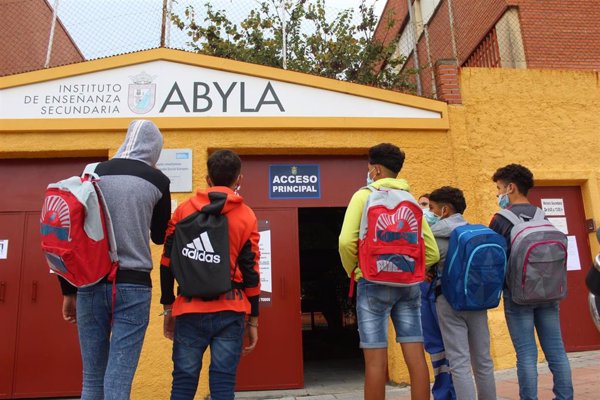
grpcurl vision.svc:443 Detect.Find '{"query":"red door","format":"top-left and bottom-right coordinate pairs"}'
top-left (0, 214), bottom-right (26, 399)
top-left (529, 186), bottom-right (600, 351)
top-left (11, 212), bottom-right (82, 398)
top-left (236, 208), bottom-right (303, 390)
top-left (0, 157), bottom-right (104, 399)
top-left (235, 155), bottom-right (366, 390)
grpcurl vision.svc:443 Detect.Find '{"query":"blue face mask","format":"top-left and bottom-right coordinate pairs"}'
top-left (423, 209), bottom-right (440, 226)
top-left (498, 193), bottom-right (510, 209)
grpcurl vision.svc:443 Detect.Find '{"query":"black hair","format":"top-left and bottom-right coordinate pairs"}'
top-left (429, 186), bottom-right (467, 214)
top-left (207, 149), bottom-right (241, 187)
top-left (419, 193), bottom-right (430, 200)
top-left (492, 164), bottom-right (534, 195)
top-left (368, 143), bottom-right (405, 174)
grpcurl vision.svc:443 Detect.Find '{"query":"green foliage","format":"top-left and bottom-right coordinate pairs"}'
top-left (171, 0), bottom-right (416, 92)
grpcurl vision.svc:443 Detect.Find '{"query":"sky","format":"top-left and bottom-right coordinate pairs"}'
top-left (50, 0), bottom-right (386, 60)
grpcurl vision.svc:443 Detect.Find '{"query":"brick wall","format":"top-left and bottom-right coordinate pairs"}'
top-left (0, 0), bottom-right (84, 76)
top-left (374, 0), bottom-right (410, 49)
top-left (451, 0), bottom-right (508, 62)
top-left (515, 0), bottom-right (600, 70)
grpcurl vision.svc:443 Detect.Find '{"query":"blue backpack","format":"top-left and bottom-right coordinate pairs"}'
top-left (441, 224), bottom-right (507, 311)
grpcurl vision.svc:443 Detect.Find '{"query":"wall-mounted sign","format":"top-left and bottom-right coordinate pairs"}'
top-left (541, 198), bottom-right (565, 216)
top-left (156, 149), bottom-right (192, 193)
top-left (0, 60), bottom-right (442, 120)
top-left (269, 164), bottom-right (320, 199)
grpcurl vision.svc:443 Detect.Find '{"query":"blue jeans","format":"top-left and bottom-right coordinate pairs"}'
top-left (171, 311), bottom-right (245, 400)
top-left (356, 279), bottom-right (423, 348)
top-left (76, 283), bottom-right (151, 400)
top-left (420, 282), bottom-right (456, 400)
top-left (504, 295), bottom-right (573, 400)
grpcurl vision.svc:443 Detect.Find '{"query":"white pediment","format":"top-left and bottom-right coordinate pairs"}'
top-left (0, 59), bottom-right (442, 120)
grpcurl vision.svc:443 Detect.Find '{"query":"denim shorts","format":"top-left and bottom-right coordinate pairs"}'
top-left (356, 279), bottom-right (423, 348)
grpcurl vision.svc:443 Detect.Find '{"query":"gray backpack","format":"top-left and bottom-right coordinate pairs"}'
top-left (499, 208), bottom-right (568, 304)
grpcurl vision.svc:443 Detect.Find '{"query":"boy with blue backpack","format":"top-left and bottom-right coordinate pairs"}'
top-left (489, 164), bottom-right (573, 400)
top-left (429, 186), bottom-right (503, 400)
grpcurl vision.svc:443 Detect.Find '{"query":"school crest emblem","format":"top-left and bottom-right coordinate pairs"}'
top-left (128, 71), bottom-right (156, 114)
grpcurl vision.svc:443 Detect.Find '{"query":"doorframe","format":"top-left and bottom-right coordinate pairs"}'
top-left (533, 170), bottom-right (600, 257)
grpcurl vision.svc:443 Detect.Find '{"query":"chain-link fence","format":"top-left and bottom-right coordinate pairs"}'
top-left (0, 0), bottom-right (380, 77)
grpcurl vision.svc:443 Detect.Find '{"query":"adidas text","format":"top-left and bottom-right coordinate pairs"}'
top-left (182, 248), bottom-right (221, 263)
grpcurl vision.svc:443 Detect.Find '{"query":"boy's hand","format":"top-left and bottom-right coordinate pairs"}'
top-left (62, 294), bottom-right (77, 324)
top-left (243, 318), bottom-right (259, 355)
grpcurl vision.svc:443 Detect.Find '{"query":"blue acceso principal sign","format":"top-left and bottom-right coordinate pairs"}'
top-left (269, 164), bottom-right (321, 199)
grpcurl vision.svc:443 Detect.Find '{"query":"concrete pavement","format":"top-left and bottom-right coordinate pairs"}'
top-left (235, 350), bottom-right (600, 399)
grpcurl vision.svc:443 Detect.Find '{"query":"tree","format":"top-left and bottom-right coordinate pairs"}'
top-left (171, 0), bottom-right (416, 92)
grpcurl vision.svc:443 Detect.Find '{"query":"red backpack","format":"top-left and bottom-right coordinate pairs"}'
top-left (40, 163), bottom-right (118, 287)
top-left (357, 186), bottom-right (425, 286)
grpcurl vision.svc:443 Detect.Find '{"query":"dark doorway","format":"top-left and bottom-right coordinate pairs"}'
top-left (298, 207), bottom-right (363, 389)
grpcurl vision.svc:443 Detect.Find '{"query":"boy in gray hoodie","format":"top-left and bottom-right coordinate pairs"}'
top-left (59, 120), bottom-right (171, 400)
top-left (429, 187), bottom-right (496, 400)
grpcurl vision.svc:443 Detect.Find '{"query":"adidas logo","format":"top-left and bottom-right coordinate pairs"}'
top-left (182, 232), bottom-right (222, 263)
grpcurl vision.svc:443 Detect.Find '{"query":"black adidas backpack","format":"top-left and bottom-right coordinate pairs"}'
top-left (171, 192), bottom-right (233, 299)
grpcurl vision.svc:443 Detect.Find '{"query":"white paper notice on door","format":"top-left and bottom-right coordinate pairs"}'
top-left (541, 198), bottom-right (565, 216)
top-left (566, 236), bottom-right (581, 271)
top-left (0, 239), bottom-right (7, 259)
top-left (548, 217), bottom-right (568, 234)
top-left (258, 219), bottom-right (272, 307)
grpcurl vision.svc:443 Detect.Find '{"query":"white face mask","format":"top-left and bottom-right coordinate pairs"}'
top-left (366, 168), bottom-right (376, 185)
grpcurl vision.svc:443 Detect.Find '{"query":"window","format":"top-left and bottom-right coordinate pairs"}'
top-left (419, 0), bottom-right (441, 25)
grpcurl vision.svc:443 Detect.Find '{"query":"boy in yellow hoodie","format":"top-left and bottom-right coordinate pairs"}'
top-left (339, 143), bottom-right (440, 400)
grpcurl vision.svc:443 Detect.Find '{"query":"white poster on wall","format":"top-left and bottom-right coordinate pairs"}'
top-left (156, 149), bottom-right (193, 193)
top-left (541, 198), bottom-right (565, 216)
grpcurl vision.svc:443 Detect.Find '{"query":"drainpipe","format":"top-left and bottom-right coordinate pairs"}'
top-left (407, 0), bottom-right (422, 95)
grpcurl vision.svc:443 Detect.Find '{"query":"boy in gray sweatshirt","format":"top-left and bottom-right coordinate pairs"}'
top-left (429, 187), bottom-right (496, 400)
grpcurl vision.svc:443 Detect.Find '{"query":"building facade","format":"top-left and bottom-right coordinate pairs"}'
top-left (375, 0), bottom-right (600, 102)
top-left (0, 49), bottom-right (599, 399)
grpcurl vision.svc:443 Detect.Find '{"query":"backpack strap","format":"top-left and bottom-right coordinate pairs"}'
top-left (362, 185), bottom-right (377, 193)
top-left (531, 207), bottom-right (546, 221)
top-left (82, 162), bottom-right (101, 180)
top-left (83, 162), bottom-right (118, 265)
top-left (82, 161), bottom-right (119, 326)
top-left (497, 209), bottom-right (523, 226)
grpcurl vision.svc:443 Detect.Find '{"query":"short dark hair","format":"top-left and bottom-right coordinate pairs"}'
top-left (207, 149), bottom-right (241, 187)
top-left (429, 186), bottom-right (467, 214)
top-left (419, 193), bottom-right (430, 200)
top-left (368, 143), bottom-right (405, 174)
top-left (492, 164), bottom-right (534, 195)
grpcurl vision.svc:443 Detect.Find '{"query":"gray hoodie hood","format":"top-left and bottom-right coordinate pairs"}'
top-left (114, 120), bottom-right (163, 166)
top-left (431, 213), bottom-right (468, 272)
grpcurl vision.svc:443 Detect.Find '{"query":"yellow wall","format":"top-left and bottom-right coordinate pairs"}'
top-left (2, 54), bottom-right (600, 396)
